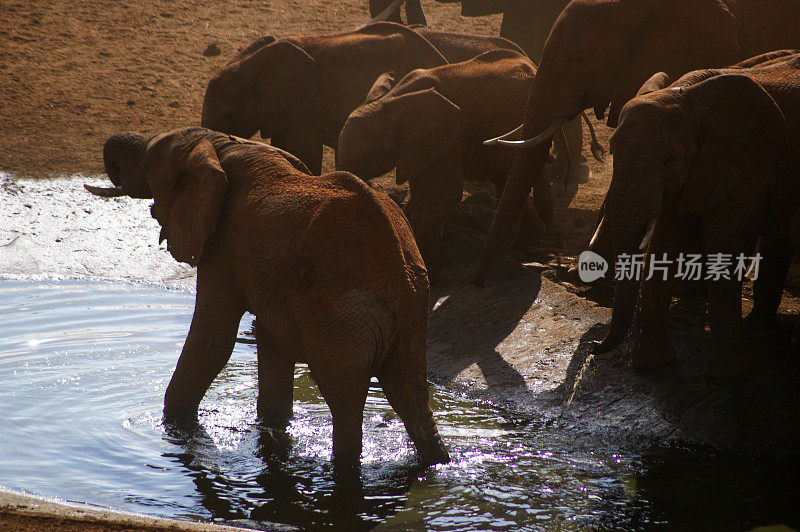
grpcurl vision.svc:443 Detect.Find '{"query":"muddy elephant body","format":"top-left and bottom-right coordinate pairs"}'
top-left (88, 128), bottom-right (449, 467)
top-left (201, 22), bottom-right (522, 176)
top-left (337, 49), bottom-right (539, 270)
top-left (594, 54), bottom-right (800, 378)
top-left (476, 0), bottom-right (800, 284)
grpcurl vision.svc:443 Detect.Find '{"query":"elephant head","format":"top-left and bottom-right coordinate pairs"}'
top-left (201, 39), bottom-right (320, 140)
top-left (474, 0), bottom-right (740, 284)
top-left (84, 132), bottom-right (153, 199)
top-left (594, 73), bottom-right (796, 353)
top-left (87, 129), bottom-right (229, 267)
top-left (336, 74), bottom-right (461, 184)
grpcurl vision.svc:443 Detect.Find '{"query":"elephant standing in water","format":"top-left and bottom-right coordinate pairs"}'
top-left (475, 0), bottom-right (800, 284)
top-left (201, 22), bottom-right (519, 175)
top-left (86, 128), bottom-right (450, 468)
top-left (593, 54), bottom-right (800, 378)
top-left (337, 49), bottom-right (542, 270)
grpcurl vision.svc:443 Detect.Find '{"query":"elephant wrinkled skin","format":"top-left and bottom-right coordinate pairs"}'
top-left (337, 49), bottom-right (543, 270)
top-left (200, 22), bottom-right (521, 176)
top-left (595, 53), bottom-right (800, 379)
top-left (476, 0), bottom-right (800, 285)
top-left (87, 127), bottom-right (450, 468)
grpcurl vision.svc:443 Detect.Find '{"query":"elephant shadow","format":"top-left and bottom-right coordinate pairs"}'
top-left (161, 421), bottom-right (422, 531)
top-left (426, 232), bottom-right (538, 398)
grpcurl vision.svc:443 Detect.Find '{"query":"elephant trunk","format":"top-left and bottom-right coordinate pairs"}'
top-left (593, 192), bottom-right (653, 353)
top-left (473, 116), bottom-right (553, 286)
top-left (88, 132), bottom-right (152, 199)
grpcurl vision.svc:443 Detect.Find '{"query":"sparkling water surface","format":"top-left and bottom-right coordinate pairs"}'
top-left (0, 279), bottom-right (797, 530)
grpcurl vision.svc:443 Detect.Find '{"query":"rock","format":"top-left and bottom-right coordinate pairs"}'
top-left (203, 43), bottom-right (221, 57)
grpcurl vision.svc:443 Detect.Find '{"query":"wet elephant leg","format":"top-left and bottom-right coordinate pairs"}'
top-left (164, 269), bottom-right (245, 422)
top-left (746, 230), bottom-right (793, 334)
top-left (378, 352), bottom-right (448, 466)
top-left (702, 217), bottom-right (760, 379)
top-left (255, 320), bottom-right (295, 428)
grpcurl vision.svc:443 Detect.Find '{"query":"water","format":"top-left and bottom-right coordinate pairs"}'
top-left (0, 279), bottom-right (798, 530)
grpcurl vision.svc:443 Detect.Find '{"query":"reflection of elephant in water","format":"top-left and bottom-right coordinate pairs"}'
top-left (337, 49), bottom-right (543, 270)
top-left (86, 128), bottom-right (449, 467)
top-left (475, 0), bottom-right (800, 285)
top-left (592, 54), bottom-right (800, 378)
top-left (201, 22), bottom-right (519, 175)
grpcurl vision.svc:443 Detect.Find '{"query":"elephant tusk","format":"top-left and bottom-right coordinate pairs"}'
top-left (490, 118), bottom-right (566, 148)
top-left (589, 215), bottom-right (605, 249)
top-left (639, 217), bottom-right (658, 250)
top-left (483, 123), bottom-right (523, 145)
top-left (84, 184), bottom-right (125, 197)
top-left (362, 0), bottom-right (406, 27)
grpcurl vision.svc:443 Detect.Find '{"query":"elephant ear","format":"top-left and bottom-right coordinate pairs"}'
top-left (636, 72), bottom-right (670, 97)
top-left (607, 0), bottom-right (739, 127)
top-left (365, 72), bottom-right (396, 104)
top-left (395, 88), bottom-right (461, 185)
top-left (232, 35), bottom-right (277, 63)
top-left (252, 40), bottom-right (320, 138)
top-left (678, 74), bottom-right (793, 215)
top-left (155, 138), bottom-right (229, 266)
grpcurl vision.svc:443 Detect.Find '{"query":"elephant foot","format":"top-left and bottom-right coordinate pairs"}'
top-left (416, 435), bottom-right (450, 466)
top-left (702, 349), bottom-right (756, 381)
top-left (631, 337), bottom-right (677, 371)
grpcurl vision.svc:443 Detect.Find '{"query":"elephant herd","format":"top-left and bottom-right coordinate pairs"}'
top-left (86, 0), bottom-right (800, 467)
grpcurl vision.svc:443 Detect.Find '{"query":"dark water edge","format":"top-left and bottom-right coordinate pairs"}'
top-left (0, 278), bottom-right (798, 531)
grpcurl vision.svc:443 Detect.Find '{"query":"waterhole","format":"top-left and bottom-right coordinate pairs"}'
top-left (0, 279), bottom-right (797, 530)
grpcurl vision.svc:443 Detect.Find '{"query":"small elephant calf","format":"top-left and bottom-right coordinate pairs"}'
top-left (86, 127), bottom-right (449, 467)
top-left (336, 49), bottom-right (546, 270)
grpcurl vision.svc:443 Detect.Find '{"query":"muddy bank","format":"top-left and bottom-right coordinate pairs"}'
top-left (3, 173), bottom-right (798, 456)
top-left (0, 488), bottom-right (295, 531)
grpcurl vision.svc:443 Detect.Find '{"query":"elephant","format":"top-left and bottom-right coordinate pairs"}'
top-left (84, 127), bottom-right (450, 468)
top-left (590, 53), bottom-right (800, 379)
top-left (337, 49), bottom-right (543, 270)
top-left (433, 0), bottom-right (589, 191)
top-left (474, 0), bottom-right (800, 285)
top-left (369, 0), bottom-right (427, 26)
top-left (201, 22), bottom-right (522, 176)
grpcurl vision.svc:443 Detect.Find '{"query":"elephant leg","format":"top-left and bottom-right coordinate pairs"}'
top-left (632, 218), bottom-right (683, 370)
top-left (409, 150), bottom-right (463, 272)
top-left (702, 218), bottom-right (760, 379)
top-left (377, 353), bottom-right (448, 466)
top-left (310, 349), bottom-right (371, 469)
top-left (164, 268), bottom-right (245, 422)
top-left (369, 0), bottom-right (402, 23)
top-left (270, 108), bottom-right (324, 175)
top-left (492, 176), bottom-right (545, 248)
top-left (746, 231), bottom-right (793, 334)
top-left (404, 0), bottom-right (427, 26)
top-left (255, 320), bottom-right (295, 428)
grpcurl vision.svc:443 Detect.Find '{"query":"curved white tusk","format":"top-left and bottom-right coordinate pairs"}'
top-left (483, 124), bottom-right (524, 145)
top-left (491, 118), bottom-right (566, 148)
top-left (362, 0), bottom-right (405, 27)
top-left (84, 184), bottom-right (125, 197)
top-left (589, 215), bottom-right (605, 249)
top-left (639, 217), bottom-right (658, 250)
